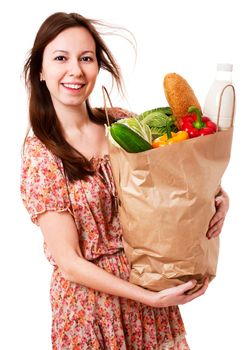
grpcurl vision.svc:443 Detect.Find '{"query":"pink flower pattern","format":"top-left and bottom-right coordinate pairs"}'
top-left (20, 108), bottom-right (189, 349)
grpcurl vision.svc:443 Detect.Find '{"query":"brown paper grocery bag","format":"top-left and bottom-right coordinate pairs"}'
top-left (104, 86), bottom-right (234, 292)
top-left (109, 129), bottom-right (233, 292)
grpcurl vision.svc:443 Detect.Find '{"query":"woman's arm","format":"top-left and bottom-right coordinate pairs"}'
top-left (206, 188), bottom-right (229, 239)
top-left (38, 210), bottom-right (208, 308)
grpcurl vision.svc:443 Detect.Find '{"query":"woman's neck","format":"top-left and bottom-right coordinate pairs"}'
top-left (55, 102), bottom-right (91, 136)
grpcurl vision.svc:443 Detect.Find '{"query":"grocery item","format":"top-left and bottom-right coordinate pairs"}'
top-left (117, 117), bottom-right (152, 143)
top-left (137, 107), bottom-right (172, 119)
top-left (137, 107), bottom-right (177, 139)
top-left (179, 106), bottom-right (217, 138)
top-left (203, 63), bottom-right (235, 130)
top-left (152, 130), bottom-right (189, 147)
top-left (109, 123), bottom-right (152, 153)
top-left (152, 122), bottom-right (188, 147)
top-left (163, 73), bottom-right (202, 118)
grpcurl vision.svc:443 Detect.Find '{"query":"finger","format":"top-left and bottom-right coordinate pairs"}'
top-left (211, 228), bottom-right (223, 238)
top-left (208, 211), bottom-right (225, 228)
top-left (207, 216), bottom-right (224, 233)
top-left (215, 196), bottom-right (223, 207)
top-left (185, 278), bottom-right (209, 302)
top-left (207, 218), bottom-right (224, 239)
top-left (207, 228), bottom-right (221, 239)
top-left (208, 193), bottom-right (228, 229)
top-left (176, 280), bottom-right (197, 294)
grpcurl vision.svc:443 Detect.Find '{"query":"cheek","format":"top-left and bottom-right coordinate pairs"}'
top-left (43, 69), bottom-right (63, 92)
top-left (42, 60), bottom-right (63, 81)
top-left (45, 69), bottom-right (62, 82)
top-left (88, 64), bottom-right (99, 82)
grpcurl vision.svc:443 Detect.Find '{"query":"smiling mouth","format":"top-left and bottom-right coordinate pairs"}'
top-left (62, 83), bottom-right (85, 90)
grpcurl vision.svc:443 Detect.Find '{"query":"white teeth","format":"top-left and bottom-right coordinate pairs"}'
top-left (63, 83), bottom-right (83, 89)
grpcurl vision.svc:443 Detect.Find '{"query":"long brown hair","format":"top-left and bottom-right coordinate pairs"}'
top-left (23, 12), bottom-right (125, 182)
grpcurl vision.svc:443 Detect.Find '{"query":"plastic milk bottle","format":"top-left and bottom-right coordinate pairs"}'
top-left (203, 63), bottom-right (235, 130)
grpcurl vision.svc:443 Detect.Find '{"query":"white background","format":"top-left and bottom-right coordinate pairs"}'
top-left (0, 0), bottom-right (251, 349)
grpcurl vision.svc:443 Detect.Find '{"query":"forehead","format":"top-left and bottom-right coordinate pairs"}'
top-left (45, 26), bottom-right (96, 53)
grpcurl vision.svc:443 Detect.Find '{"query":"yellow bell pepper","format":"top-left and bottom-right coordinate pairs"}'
top-left (152, 130), bottom-right (189, 148)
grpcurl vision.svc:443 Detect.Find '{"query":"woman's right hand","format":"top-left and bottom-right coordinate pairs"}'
top-left (146, 278), bottom-right (209, 308)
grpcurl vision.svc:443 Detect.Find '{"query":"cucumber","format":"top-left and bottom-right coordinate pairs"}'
top-left (110, 123), bottom-right (152, 153)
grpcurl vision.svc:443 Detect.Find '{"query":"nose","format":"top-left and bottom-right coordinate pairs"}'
top-left (68, 59), bottom-right (83, 77)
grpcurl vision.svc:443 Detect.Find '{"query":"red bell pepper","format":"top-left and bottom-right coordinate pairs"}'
top-left (179, 106), bottom-right (217, 138)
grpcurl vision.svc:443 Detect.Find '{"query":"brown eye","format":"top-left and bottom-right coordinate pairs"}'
top-left (81, 56), bottom-right (93, 62)
top-left (55, 56), bottom-right (66, 61)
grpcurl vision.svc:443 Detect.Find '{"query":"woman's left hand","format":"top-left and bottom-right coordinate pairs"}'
top-left (206, 188), bottom-right (229, 239)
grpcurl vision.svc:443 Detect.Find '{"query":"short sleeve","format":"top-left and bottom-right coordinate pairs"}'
top-left (20, 136), bottom-right (72, 226)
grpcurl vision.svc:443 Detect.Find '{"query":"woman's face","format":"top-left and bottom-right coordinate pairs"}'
top-left (41, 26), bottom-right (99, 110)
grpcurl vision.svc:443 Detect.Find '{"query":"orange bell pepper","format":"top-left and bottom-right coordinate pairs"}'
top-left (152, 121), bottom-right (189, 148)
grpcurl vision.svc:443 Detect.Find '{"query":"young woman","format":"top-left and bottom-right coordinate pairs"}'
top-left (21, 12), bottom-right (229, 349)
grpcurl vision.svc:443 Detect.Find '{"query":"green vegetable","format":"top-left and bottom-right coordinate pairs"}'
top-left (137, 107), bottom-right (172, 121)
top-left (117, 117), bottom-right (152, 143)
top-left (136, 107), bottom-right (177, 139)
top-left (110, 123), bottom-right (153, 153)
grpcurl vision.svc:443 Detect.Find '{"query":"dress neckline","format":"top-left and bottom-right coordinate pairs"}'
top-left (90, 155), bottom-right (110, 169)
top-left (90, 154), bottom-right (109, 162)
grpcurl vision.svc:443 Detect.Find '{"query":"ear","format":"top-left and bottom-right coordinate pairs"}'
top-left (40, 73), bottom-right (44, 81)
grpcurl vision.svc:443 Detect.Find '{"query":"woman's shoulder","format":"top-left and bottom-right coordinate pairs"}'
top-left (24, 134), bottom-right (45, 149)
top-left (23, 135), bottom-right (55, 161)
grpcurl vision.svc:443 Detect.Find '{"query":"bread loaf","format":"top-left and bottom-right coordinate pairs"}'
top-left (163, 73), bottom-right (201, 118)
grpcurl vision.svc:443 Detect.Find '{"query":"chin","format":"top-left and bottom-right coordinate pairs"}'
top-left (64, 97), bottom-right (87, 107)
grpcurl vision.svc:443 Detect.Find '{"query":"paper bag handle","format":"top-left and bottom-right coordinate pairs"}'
top-left (216, 84), bottom-right (236, 130)
top-left (102, 86), bottom-right (113, 126)
top-left (101, 86), bottom-right (122, 208)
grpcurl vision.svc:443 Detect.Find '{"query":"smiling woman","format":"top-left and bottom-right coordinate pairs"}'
top-left (23, 12), bottom-right (123, 182)
top-left (20, 11), bottom-right (228, 350)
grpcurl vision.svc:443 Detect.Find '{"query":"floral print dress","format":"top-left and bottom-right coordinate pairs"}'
top-left (20, 109), bottom-right (189, 350)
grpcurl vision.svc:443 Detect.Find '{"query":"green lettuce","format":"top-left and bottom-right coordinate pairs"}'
top-left (117, 117), bottom-right (152, 143)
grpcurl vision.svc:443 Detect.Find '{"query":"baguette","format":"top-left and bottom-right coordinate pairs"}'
top-left (163, 73), bottom-right (201, 118)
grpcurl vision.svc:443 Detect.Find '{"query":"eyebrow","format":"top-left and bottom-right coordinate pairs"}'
top-left (52, 50), bottom-right (95, 54)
